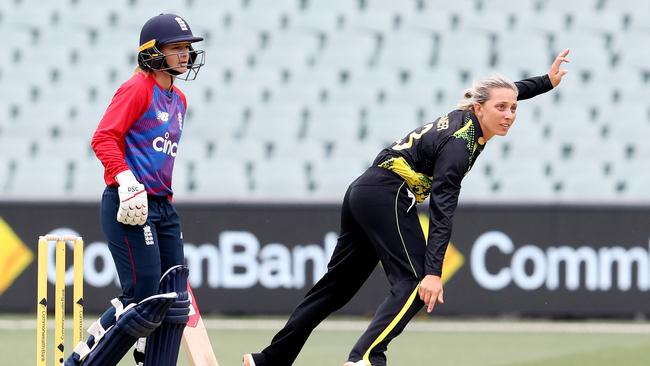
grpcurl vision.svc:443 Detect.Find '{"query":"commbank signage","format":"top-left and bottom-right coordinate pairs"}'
top-left (1, 202), bottom-right (648, 317)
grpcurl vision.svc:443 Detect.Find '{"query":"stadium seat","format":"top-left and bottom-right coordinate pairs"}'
top-left (313, 31), bottom-right (378, 71)
top-left (610, 160), bottom-right (650, 199)
top-left (491, 158), bottom-right (555, 201)
top-left (192, 158), bottom-right (250, 198)
top-left (613, 33), bottom-right (650, 69)
top-left (231, 5), bottom-right (290, 32)
top-left (572, 12), bottom-right (625, 34)
top-left (501, 122), bottom-right (547, 147)
top-left (186, 0), bottom-right (244, 14)
top-left (602, 116), bottom-right (650, 146)
top-left (328, 81), bottom-right (384, 107)
top-left (244, 104), bottom-right (305, 143)
top-left (0, 158), bottom-right (10, 193)
top-left (551, 159), bottom-right (607, 180)
top-left (247, 0), bottom-right (299, 13)
top-left (364, 104), bottom-right (422, 145)
top-left (418, 0), bottom-right (476, 15)
top-left (618, 175), bottom-right (650, 201)
top-left (309, 157), bottom-right (368, 198)
top-left (350, 9), bottom-right (400, 34)
top-left (0, 83), bottom-right (38, 106)
top-left (0, 137), bottom-right (36, 160)
top-left (541, 0), bottom-right (600, 13)
top-left (601, 0), bottom-right (650, 14)
top-left (569, 139), bottom-right (627, 164)
top-left (291, 9), bottom-right (345, 33)
top-left (9, 158), bottom-right (70, 196)
top-left (461, 11), bottom-right (514, 33)
top-left (436, 31), bottom-right (492, 70)
top-left (251, 158), bottom-right (310, 199)
top-left (376, 30), bottom-right (435, 71)
top-left (555, 174), bottom-right (615, 202)
top-left (494, 33), bottom-right (549, 76)
top-left (305, 0), bottom-right (360, 16)
top-left (36, 136), bottom-right (94, 160)
top-left (477, 0), bottom-right (536, 14)
top-left (3, 1), bottom-right (60, 29)
top-left (304, 105), bottom-right (363, 144)
top-left (271, 140), bottom-right (328, 161)
top-left (365, 0), bottom-right (418, 15)
top-left (213, 139), bottom-right (268, 161)
top-left (626, 141), bottom-right (650, 161)
top-left (626, 12), bottom-right (650, 32)
top-left (272, 79), bottom-right (327, 107)
top-left (256, 33), bottom-right (318, 72)
top-left (170, 159), bottom-right (193, 198)
top-left (541, 107), bottom-right (603, 144)
top-left (402, 10), bottom-right (457, 34)
top-left (551, 33), bottom-right (611, 73)
top-left (176, 139), bottom-right (211, 161)
top-left (516, 11), bottom-right (568, 34)
top-left (69, 157), bottom-right (107, 199)
top-left (185, 103), bottom-right (250, 142)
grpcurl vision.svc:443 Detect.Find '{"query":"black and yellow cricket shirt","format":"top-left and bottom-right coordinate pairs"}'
top-left (372, 75), bottom-right (553, 277)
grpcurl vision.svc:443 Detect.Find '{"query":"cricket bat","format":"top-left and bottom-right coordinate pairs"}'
top-left (182, 284), bottom-right (220, 366)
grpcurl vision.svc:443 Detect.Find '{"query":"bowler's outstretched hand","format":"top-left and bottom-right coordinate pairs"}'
top-left (548, 48), bottom-right (570, 87)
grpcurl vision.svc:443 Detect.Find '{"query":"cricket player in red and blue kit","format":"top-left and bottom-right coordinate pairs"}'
top-left (65, 13), bottom-right (205, 366)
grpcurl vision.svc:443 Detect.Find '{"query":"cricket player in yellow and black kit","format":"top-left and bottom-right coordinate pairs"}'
top-left (243, 49), bottom-right (570, 366)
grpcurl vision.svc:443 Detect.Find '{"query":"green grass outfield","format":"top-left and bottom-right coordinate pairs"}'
top-left (2, 315), bottom-right (650, 366)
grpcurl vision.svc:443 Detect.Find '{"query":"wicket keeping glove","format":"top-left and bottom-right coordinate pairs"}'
top-left (116, 170), bottom-right (148, 226)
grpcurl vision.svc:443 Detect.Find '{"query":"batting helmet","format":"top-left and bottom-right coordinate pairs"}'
top-left (137, 13), bottom-right (205, 80)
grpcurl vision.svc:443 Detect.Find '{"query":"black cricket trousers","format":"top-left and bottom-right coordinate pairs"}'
top-left (255, 167), bottom-right (427, 366)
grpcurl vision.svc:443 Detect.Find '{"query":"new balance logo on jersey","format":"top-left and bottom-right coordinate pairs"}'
top-left (152, 132), bottom-right (178, 157)
top-left (178, 112), bottom-right (183, 131)
top-left (174, 17), bottom-right (188, 31)
top-left (157, 111), bottom-right (170, 122)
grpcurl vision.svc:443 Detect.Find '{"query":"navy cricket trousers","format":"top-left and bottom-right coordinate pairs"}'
top-left (254, 167), bottom-right (427, 366)
top-left (101, 186), bottom-right (184, 305)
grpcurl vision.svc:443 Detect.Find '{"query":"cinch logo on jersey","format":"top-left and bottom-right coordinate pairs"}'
top-left (152, 132), bottom-right (178, 157)
top-left (471, 231), bottom-right (650, 292)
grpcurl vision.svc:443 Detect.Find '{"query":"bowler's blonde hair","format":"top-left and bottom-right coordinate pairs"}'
top-left (457, 74), bottom-right (518, 111)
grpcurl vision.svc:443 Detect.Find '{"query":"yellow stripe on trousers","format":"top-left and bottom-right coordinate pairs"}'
top-left (362, 284), bottom-right (420, 365)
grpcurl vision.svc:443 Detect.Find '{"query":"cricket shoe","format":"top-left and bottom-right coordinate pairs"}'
top-left (242, 353), bottom-right (257, 366)
top-left (343, 361), bottom-right (368, 366)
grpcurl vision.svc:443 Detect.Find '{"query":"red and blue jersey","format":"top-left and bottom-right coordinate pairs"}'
top-left (92, 72), bottom-right (187, 198)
